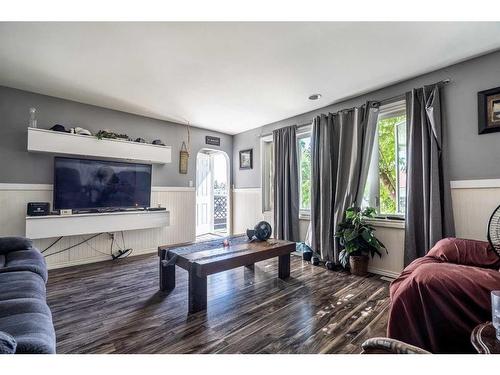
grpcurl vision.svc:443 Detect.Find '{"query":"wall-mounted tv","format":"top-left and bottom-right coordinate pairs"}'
top-left (54, 157), bottom-right (152, 211)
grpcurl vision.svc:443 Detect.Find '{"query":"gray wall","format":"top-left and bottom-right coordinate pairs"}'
top-left (233, 50), bottom-right (500, 188)
top-left (0, 86), bottom-right (232, 186)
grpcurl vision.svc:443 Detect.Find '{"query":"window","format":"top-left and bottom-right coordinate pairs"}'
top-left (262, 137), bottom-right (274, 212)
top-left (363, 100), bottom-right (407, 217)
top-left (298, 133), bottom-right (311, 213)
top-left (261, 128), bottom-right (311, 216)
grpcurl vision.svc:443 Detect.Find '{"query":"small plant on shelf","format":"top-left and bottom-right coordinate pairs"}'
top-left (95, 130), bottom-right (130, 141)
top-left (336, 206), bottom-right (387, 276)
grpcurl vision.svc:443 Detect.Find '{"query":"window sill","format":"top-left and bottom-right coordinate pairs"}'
top-left (299, 212), bottom-right (311, 220)
top-left (367, 218), bottom-right (405, 229)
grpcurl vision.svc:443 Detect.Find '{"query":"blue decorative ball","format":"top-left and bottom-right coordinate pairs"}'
top-left (254, 221), bottom-right (272, 241)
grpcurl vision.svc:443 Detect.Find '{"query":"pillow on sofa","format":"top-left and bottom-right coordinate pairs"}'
top-left (0, 331), bottom-right (17, 354)
top-left (0, 237), bottom-right (33, 255)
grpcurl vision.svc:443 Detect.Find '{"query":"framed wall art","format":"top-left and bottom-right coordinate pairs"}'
top-left (478, 86), bottom-right (500, 134)
top-left (239, 149), bottom-right (253, 169)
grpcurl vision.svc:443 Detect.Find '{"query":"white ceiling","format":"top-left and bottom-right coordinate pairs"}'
top-left (1, 22), bottom-right (500, 135)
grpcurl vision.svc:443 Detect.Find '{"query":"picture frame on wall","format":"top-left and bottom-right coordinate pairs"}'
top-left (239, 149), bottom-right (253, 169)
top-left (478, 86), bottom-right (500, 134)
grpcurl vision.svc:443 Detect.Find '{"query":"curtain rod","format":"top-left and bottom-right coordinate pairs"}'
top-left (377, 78), bottom-right (451, 106)
top-left (259, 78), bottom-right (451, 138)
top-left (260, 122), bottom-right (311, 138)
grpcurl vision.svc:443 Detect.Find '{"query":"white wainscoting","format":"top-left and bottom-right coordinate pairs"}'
top-left (232, 188), bottom-right (264, 235)
top-left (231, 180), bottom-right (500, 278)
top-left (451, 179), bottom-right (500, 241)
top-left (231, 187), bottom-right (403, 277)
top-left (366, 226), bottom-right (405, 278)
top-left (0, 184), bottom-right (195, 269)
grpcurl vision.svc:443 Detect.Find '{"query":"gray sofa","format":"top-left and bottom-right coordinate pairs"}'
top-left (0, 237), bottom-right (56, 354)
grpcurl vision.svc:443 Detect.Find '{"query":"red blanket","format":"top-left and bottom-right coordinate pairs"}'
top-left (388, 238), bottom-right (500, 353)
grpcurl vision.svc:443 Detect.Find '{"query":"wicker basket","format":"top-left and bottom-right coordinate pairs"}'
top-left (349, 255), bottom-right (369, 276)
top-left (179, 141), bottom-right (189, 174)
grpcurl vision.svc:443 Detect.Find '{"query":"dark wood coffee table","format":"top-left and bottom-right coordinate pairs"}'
top-left (471, 322), bottom-right (500, 354)
top-left (157, 235), bottom-right (296, 313)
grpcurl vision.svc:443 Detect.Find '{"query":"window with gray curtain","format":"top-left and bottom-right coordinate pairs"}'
top-left (310, 103), bottom-right (379, 262)
top-left (273, 125), bottom-right (300, 242)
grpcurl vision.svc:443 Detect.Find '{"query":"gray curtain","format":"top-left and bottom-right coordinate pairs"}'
top-left (310, 102), bottom-right (379, 262)
top-left (273, 125), bottom-right (300, 241)
top-left (404, 84), bottom-right (455, 265)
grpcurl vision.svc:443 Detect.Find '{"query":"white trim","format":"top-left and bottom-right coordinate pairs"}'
top-left (450, 179), bottom-right (500, 189)
top-left (0, 183), bottom-right (52, 191)
top-left (232, 187), bottom-right (261, 193)
top-left (378, 99), bottom-right (406, 120)
top-left (296, 125), bottom-right (312, 137)
top-left (299, 212), bottom-right (311, 220)
top-left (0, 183), bottom-right (195, 192)
top-left (368, 266), bottom-right (401, 279)
top-left (151, 186), bottom-right (195, 192)
top-left (367, 218), bottom-right (405, 229)
top-left (260, 133), bottom-right (273, 142)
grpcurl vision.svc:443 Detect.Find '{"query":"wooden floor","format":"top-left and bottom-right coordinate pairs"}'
top-left (46, 253), bottom-right (390, 354)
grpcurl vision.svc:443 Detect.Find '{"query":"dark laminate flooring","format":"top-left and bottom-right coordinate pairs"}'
top-left (46, 253), bottom-right (390, 354)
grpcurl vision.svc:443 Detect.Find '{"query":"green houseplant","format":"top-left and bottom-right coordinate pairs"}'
top-left (336, 207), bottom-right (387, 276)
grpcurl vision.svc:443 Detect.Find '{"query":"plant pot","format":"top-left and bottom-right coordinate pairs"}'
top-left (302, 251), bottom-right (313, 262)
top-left (349, 255), bottom-right (369, 276)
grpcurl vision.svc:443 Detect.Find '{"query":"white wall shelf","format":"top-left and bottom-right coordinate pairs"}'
top-left (26, 210), bottom-right (170, 239)
top-left (27, 128), bottom-right (171, 164)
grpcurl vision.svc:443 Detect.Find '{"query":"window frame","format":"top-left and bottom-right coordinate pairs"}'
top-left (364, 99), bottom-right (407, 220)
top-left (261, 134), bottom-right (274, 213)
top-left (297, 126), bottom-right (312, 218)
top-left (260, 125), bottom-right (312, 218)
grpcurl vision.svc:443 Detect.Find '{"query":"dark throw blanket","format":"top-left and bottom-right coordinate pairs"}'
top-left (388, 238), bottom-right (500, 353)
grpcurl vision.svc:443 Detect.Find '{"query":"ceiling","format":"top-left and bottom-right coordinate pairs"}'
top-left (1, 22), bottom-right (500, 135)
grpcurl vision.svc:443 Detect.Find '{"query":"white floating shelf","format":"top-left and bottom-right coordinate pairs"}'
top-left (26, 210), bottom-right (170, 239)
top-left (27, 128), bottom-right (171, 164)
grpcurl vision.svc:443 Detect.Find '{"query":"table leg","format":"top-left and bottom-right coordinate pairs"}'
top-left (188, 271), bottom-right (207, 313)
top-left (245, 264), bottom-right (255, 270)
top-left (278, 253), bottom-right (290, 279)
top-left (159, 259), bottom-right (176, 291)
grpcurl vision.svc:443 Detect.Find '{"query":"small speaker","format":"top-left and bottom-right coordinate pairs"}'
top-left (27, 202), bottom-right (50, 216)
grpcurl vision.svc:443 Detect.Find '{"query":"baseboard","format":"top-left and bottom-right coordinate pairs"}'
top-left (46, 246), bottom-right (159, 270)
top-left (368, 266), bottom-right (401, 279)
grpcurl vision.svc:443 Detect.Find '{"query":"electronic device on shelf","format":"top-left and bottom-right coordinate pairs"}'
top-left (53, 157), bottom-right (152, 212)
top-left (27, 202), bottom-right (50, 216)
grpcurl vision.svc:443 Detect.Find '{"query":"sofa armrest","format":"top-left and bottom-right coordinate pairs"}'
top-left (0, 331), bottom-right (17, 354)
top-left (361, 337), bottom-right (430, 354)
top-left (427, 237), bottom-right (500, 269)
top-left (0, 237), bottom-right (33, 255)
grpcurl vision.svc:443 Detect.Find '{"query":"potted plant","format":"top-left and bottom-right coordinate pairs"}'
top-left (336, 207), bottom-right (387, 276)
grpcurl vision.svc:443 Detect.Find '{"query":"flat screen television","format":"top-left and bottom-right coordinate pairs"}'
top-left (54, 157), bottom-right (152, 211)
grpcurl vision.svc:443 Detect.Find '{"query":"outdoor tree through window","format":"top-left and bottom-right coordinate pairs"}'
top-left (298, 135), bottom-right (311, 212)
top-left (363, 100), bottom-right (407, 216)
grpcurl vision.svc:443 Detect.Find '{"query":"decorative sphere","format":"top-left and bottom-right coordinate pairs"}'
top-left (254, 221), bottom-right (272, 241)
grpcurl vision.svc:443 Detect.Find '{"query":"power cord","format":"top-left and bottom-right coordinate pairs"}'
top-left (43, 233), bottom-right (102, 258)
top-left (42, 232), bottom-right (133, 259)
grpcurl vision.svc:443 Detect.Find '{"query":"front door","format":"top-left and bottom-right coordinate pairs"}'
top-left (196, 152), bottom-right (214, 235)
